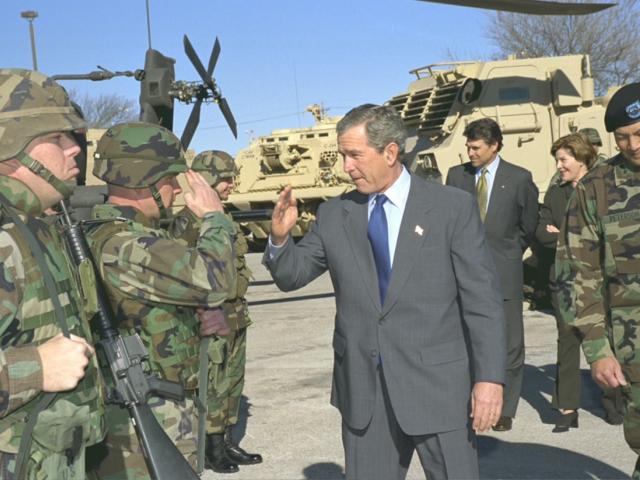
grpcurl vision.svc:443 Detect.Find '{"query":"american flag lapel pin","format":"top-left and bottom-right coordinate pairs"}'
top-left (415, 225), bottom-right (424, 236)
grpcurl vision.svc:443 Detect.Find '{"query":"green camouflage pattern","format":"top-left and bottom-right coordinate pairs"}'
top-left (87, 394), bottom-right (198, 480)
top-left (0, 175), bottom-right (105, 478)
top-left (170, 207), bottom-right (252, 433)
top-left (87, 204), bottom-right (236, 387)
top-left (0, 69), bottom-right (85, 162)
top-left (86, 202), bottom-right (236, 477)
top-left (205, 328), bottom-right (248, 433)
top-left (170, 208), bottom-right (252, 331)
top-left (93, 123), bottom-right (187, 188)
top-left (562, 153), bottom-right (640, 474)
top-left (190, 150), bottom-right (238, 186)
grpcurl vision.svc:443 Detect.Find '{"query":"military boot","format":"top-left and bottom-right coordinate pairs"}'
top-left (224, 427), bottom-right (263, 465)
top-left (205, 433), bottom-right (239, 473)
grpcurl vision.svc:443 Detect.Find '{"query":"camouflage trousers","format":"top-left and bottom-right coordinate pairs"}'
top-left (0, 447), bottom-right (87, 480)
top-left (622, 374), bottom-right (640, 479)
top-left (87, 394), bottom-right (197, 480)
top-left (205, 327), bottom-right (247, 434)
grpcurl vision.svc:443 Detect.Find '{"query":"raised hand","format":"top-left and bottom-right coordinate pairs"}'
top-left (184, 170), bottom-right (224, 218)
top-left (271, 185), bottom-right (298, 246)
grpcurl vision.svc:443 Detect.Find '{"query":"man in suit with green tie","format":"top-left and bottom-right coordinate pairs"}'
top-left (446, 118), bottom-right (539, 432)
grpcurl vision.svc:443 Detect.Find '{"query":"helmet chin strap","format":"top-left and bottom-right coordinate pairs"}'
top-left (149, 183), bottom-right (172, 223)
top-left (16, 150), bottom-right (74, 199)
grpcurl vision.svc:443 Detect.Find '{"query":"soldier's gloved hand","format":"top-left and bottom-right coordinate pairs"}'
top-left (196, 307), bottom-right (231, 337)
top-left (184, 170), bottom-right (224, 218)
top-left (37, 333), bottom-right (94, 392)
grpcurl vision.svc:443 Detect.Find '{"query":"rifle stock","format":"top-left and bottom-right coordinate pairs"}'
top-left (58, 201), bottom-right (199, 480)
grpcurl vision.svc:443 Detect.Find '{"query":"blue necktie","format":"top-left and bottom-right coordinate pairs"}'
top-left (368, 194), bottom-right (390, 305)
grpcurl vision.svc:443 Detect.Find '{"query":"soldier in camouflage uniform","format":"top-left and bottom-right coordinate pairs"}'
top-left (562, 82), bottom-right (640, 478)
top-left (0, 69), bottom-right (105, 478)
top-left (85, 123), bottom-right (236, 479)
top-left (171, 150), bottom-right (262, 473)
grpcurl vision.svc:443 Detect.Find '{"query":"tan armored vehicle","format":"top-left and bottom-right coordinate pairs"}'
top-left (226, 105), bottom-right (350, 248)
top-left (388, 54), bottom-right (617, 196)
top-left (225, 54), bottom-right (616, 249)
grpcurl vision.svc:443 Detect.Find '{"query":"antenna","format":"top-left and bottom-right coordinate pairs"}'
top-left (293, 61), bottom-right (301, 128)
top-left (145, 0), bottom-right (152, 49)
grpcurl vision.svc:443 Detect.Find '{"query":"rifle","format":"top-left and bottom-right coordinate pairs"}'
top-left (229, 208), bottom-right (273, 222)
top-left (57, 200), bottom-right (199, 480)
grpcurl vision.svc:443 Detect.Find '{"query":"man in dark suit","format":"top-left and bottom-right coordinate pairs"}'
top-left (264, 105), bottom-right (506, 479)
top-left (446, 118), bottom-right (539, 432)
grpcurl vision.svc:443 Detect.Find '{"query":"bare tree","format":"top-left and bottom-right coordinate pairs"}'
top-left (68, 89), bottom-right (138, 128)
top-left (488, 0), bottom-right (640, 93)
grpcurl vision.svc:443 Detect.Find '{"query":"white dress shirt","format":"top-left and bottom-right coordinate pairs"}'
top-left (368, 166), bottom-right (411, 266)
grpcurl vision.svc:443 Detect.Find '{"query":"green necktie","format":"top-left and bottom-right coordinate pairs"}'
top-left (476, 167), bottom-right (488, 222)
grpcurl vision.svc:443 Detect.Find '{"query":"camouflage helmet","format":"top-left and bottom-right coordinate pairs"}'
top-left (191, 150), bottom-right (238, 186)
top-left (0, 69), bottom-right (85, 162)
top-left (578, 127), bottom-right (603, 147)
top-left (93, 122), bottom-right (187, 188)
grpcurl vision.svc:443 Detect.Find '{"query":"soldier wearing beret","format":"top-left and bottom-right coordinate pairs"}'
top-left (563, 82), bottom-right (640, 478)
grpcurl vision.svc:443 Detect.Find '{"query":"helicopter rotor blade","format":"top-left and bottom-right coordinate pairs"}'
top-left (218, 97), bottom-right (238, 139)
top-left (417, 0), bottom-right (616, 15)
top-left (207, 38), bottom-right (221, 77)
top-left (181, 98), bottom-right (202, 149)
top-left (183, 35), bottom-right (214, 90)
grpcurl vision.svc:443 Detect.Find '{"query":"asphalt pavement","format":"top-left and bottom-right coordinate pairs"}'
top-left (202, 253), bottom-right (634, 480)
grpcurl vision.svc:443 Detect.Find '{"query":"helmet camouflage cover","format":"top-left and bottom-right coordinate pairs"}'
top-left (191, 150), bottom-right (238, 186)
top-left (94, 122), bottom-right (187, 188)
top-left (0, 69), bottom-right (85, 162)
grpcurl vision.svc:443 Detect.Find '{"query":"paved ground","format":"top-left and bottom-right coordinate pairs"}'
top-left (203, 253), bottom-right (635, 480)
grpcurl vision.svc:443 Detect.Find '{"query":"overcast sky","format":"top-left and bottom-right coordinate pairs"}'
top-left (1, 0), bottom-right (496, 155)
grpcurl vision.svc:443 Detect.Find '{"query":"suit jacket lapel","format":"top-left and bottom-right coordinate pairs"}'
top-left (462, 164), bottom-right (476, 195)
top-left (382, 177), bottom-right (432, 316)
top-left (343, 194), bottom-right (381, 309)
top-left (486, 159), bottom-right (511, 223)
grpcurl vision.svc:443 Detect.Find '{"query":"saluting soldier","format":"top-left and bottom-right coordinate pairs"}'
top-left (171, 150), bottom-right (262, 474)
top-left (563, 82), bottom-right (640, 478)
top-left (0, 69), bottom-right (105, 479)
top-left (85, 123), bottom-right (236, 479)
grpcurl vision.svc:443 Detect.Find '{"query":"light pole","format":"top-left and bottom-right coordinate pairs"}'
top-left (20, 10), bottom-right (39, 71)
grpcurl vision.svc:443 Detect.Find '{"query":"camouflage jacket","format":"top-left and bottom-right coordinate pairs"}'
top-left (87, 204), bottom-right (236, 388)
top-left (0, 176), bottom-right (105, 452)
top-left (562, 154), bottom-right (640, 367)
top-left (171, 207), bottom-right (252, 331)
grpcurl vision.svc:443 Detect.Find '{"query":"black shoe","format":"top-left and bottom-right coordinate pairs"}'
top-left (224, 427), bottom-right (263, 465)
top-left (205, 433), bottom-right (239, 474)
top-left (225, 443), bottom-right (263, 465)
top-left (492, 416), bottom-right (512, 432)
top-left (552, 411), bottom-right (579, 433)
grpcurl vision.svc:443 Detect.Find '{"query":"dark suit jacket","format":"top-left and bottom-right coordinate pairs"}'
top-left (446, 159), bottom-right (539, 299)
top-left (263, 175), bottom-right (506, 435)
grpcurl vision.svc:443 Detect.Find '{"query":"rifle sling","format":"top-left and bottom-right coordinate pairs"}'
top-left (196, 336), bottom-right (211, 473)
top-left (0, 193), bottom-right (71, 480)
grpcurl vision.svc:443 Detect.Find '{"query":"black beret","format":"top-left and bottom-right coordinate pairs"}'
top-left (605, 82), bottom-right (640, 132)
